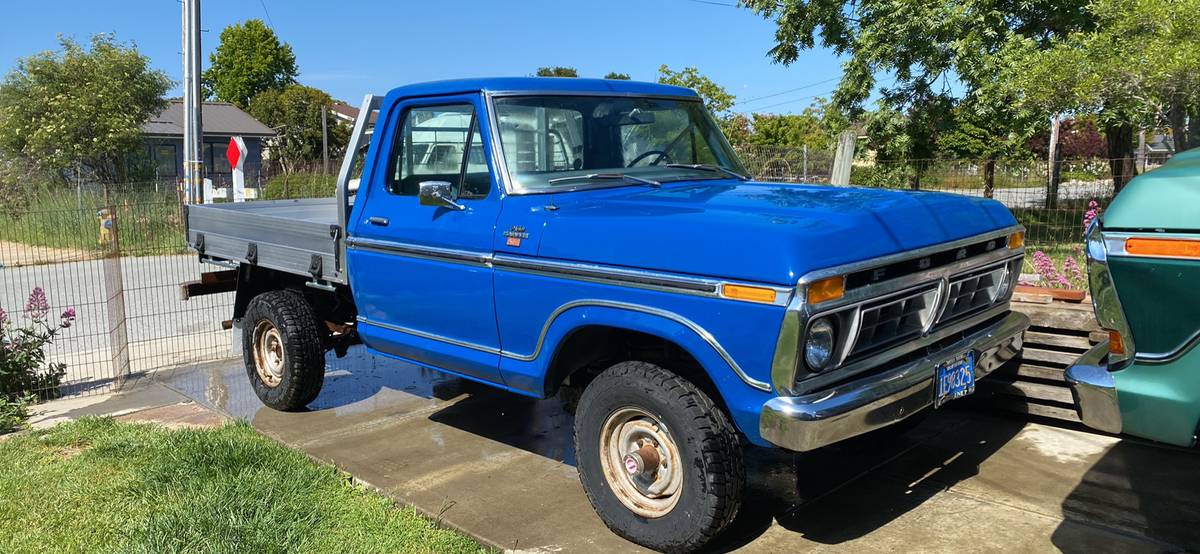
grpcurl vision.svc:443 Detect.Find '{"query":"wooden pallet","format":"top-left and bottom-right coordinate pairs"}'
top-left (974, 299), bottom-right (1103, 423)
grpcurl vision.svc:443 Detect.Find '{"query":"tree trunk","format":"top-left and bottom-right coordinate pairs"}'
top-left (1169, 97), bottom-right (1188, 152)
top-left (1047, 116), bottom-right (1061, 209)
top-left (1105, 123), bottom-right (1137, 193)
top-left (983, 157), bottom-right (996, 199)
top-left (1190, 106), bottom-right (1200, 152)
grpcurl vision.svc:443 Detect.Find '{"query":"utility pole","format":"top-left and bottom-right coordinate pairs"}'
top-left (182, 0), bottom-right (204, 203)
top-left (321, 107), bottom-right (330, 174)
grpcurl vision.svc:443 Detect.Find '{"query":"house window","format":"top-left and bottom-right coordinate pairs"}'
top-left (154, 144), bottom-right (176, 177)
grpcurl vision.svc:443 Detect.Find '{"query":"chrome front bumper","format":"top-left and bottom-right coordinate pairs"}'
top-left (760, 311), bottom-right (1029, 452)
top-left (1064, 341), bottom-right (1123, 434)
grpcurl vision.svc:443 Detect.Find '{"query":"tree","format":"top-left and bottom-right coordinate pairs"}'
top-left (203, 19), bottom-right (298, 108)
top-left (603, 72), bottom-right (631, 80)
top-left (656, 65), bottom-right (735, 115)
top-left (996, 0), bottom-right (1200, 190)
top-left (745, 99), bottom-right (842, 151)
top-left (248, 85), bottom-right (348, 175)
top-left (535, 66), bottom-right (578, 78)
top-left (937, 99), bottom-right (1040, 196)
top-left (742, 0), bottom-right (1091, 183)
top-left (0, 34), bottom-right (171, 183)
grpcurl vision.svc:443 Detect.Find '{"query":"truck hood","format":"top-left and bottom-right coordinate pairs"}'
top-left (534, 180), bottom-right (1018, 285)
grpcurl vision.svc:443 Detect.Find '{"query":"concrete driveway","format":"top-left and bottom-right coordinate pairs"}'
top-left (154, 348), bottom-right (1199, 553)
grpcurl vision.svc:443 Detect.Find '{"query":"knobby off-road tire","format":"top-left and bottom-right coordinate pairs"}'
top-left (574, 361), bottom-right (744, 553)
top-left (242, 290), bottom-right (326, 411)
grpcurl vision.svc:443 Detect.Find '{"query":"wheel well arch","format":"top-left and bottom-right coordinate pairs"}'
top-left (544, 324), bottom-right (732, 421)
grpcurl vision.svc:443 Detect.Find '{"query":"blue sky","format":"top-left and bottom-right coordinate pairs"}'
top-left (0, 0), bottom-right (848, 114)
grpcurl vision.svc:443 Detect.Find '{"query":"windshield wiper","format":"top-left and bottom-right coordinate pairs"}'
top-left (665, 163), bottom-right (749, 181)
top-left (547, 173), bottom-right (661, 187)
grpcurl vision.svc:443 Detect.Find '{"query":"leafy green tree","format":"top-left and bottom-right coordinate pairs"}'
top-left (745, 99), bottom-right (843, 151)
top-left (535, 66), bottom-right (578, 78)
top-left (603, 72), bottom-right (631, 80)
top-left (996, 0), bottom-right (1200, 189)
top-left (656, 65), bottom-right (735, 114)
top-left (742, 0), bottom-right (1090, 183)
top-left (248, 85), bottom-right (348, 175)
top-left (0, 35), bottom-right (171, 183)
top-left (203, 19), bottom-right (298, 108)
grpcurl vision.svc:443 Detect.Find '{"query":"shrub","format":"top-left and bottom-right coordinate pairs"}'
top-left (1, 287), bottom-right (76, 400)
top-left (0, 395), bottom-right (32, 434)
top-left (261, 172), bottom-right (336, 199)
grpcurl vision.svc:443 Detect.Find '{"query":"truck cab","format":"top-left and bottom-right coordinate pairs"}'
top-left (185, 77), bottom-right (1029, 552)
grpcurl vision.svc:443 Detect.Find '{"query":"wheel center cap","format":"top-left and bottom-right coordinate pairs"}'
top-left (623, 444), bottom-right (662, 476)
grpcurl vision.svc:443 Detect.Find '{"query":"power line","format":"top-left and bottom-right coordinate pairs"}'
top-left (733, 76), bottom-right (840, 106)
top-left (678, 0), bottom-right (740, 6)
top-left (749, 90), bottom-right (837, 112)
top-left (257, 0), bottom-right (276, 29)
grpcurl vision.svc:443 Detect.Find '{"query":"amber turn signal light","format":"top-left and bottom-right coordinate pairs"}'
top-left (1008, 231), bottom-right (1025, 250)
top-left (1125, 237), bottom-right (1200, 259)
top-left (723, 284), bottom-right (778, 304)
top-left (1108, 329), bottom-right (1126, 356)
top-left (807, 276), bottom-right (845, 304)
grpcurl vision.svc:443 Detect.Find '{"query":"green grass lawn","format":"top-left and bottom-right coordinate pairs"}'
top-left (0, 418), bottom-right (486, 554)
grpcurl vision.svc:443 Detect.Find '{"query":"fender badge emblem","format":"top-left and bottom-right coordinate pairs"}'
top-left (504, 225), bottom-right (529, 247)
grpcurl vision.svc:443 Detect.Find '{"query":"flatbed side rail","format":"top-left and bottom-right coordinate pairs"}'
top-left (335, 94), bottom-right (382, 277)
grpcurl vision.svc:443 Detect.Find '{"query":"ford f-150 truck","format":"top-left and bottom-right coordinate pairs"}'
top-left (183, 77), bottom-right (1030, 552)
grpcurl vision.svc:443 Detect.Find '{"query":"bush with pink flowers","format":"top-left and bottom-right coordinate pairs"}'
top-left (1, 287), bottom-right (76, 400)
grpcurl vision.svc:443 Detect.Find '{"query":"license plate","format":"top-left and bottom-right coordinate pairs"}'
top-left (934, 352), bottom-right (976, 408)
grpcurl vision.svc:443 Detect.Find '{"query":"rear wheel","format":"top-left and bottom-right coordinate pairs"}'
top-left (574, 361), bottom-right (743, 552)
top-left (242, 290), bottom-right (326, 411)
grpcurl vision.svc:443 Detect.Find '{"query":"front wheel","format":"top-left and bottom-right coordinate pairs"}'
top-left (574, 361), bottom-right (743, 552)
top-left (242, 290), bottom-right (326, 411)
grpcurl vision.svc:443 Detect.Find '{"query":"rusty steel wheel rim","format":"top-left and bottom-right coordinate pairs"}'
top-left (253, 320), bottom-right (285, 388)
top-left (599, 407), bottom-right (683, 518)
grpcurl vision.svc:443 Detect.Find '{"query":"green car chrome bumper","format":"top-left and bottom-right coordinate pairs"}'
top-left (1065, 341), bottom-right (1123, 435)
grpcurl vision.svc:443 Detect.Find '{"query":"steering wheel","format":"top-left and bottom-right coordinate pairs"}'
top-left (627, 150), bottom-right (672, 168)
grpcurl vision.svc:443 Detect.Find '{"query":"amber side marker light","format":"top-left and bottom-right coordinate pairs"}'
top-left (1108, 330), bottom-right (1126, 356)
top-left (723, 284), bottom-right (778, 304)
top-left (807, 276), bottom-right (845, 304)
top-left (1008, 231), bottom-right (1025, 250)
top-left (1125, 237), bottom-right (1200, 259)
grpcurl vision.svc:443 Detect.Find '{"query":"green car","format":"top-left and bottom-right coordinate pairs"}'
top-left (1067, 151), bottom-right (1200, 447)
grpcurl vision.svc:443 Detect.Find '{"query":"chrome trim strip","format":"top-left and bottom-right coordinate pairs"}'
top-left (1135, 329), bottom-right (1200, 364)
top-left (357, 316), bottom-right (502, 355)
top-left (506, 299), bottom-right (772, 391)
top-left (492, 254), bottom-right (794, 307)
top-left (1087, 224), bottom-right (1136, 369)
top-left (1104, 231), bottom-right (1200, 260)
top-left (1065, 340), bottom-right (1123, 434)
top-left (360, 299), bottom-right (772, 392)
top-left (346, 236), bottom-right (492, 266)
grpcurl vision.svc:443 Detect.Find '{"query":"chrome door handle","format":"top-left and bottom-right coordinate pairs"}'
top-left (367, 216), bottom-right (389, 226)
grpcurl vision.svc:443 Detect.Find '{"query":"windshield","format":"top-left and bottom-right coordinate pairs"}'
top-left (493, 96), bottom-right (748, 192)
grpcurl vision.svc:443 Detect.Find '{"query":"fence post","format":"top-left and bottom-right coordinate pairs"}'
top-left (831, 130), bottom-right (856, 185)
top-left (100, 184), bottom-right (131, 390)
top-left (802, 145), bottom-right (808, 182)
top-left (1047, 116), bottom-right (1061, 209)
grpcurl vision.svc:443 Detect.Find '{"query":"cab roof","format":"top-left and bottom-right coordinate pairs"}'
top-left (383, 77), bottom-right (700, 100)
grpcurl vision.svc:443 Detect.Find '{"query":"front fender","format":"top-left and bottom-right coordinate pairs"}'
top-left (497, 300), bottom-right (775, 444)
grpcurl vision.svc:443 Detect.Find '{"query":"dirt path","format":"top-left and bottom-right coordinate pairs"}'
top-left (0, 241), bottom-right (96, 268)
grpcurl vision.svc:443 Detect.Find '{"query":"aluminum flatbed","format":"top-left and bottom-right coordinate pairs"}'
top-left (186, 197), bottom-right (346, 284)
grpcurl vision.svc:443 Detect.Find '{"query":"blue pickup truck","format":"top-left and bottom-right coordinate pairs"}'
top-left (184, 77), bottom-right (1030, 551)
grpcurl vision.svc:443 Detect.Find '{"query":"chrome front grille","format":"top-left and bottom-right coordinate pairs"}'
top-left (850, 286), bottom-right (939, 356)
top-left (937, 264), bottom-right (1008, 324)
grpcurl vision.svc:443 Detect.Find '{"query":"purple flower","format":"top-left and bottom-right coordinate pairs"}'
top-left (1063, 256), bottom-right (1085, 286)
top-left (24, 287), bottom-right (49, 320)
top-left (0, 305), bottom-right (7, 327)
top-left (1032, 250), bottom-right (1069, 289)
top-left (1082, 199), bottom-right (1101, 232)
top-left (60, 307), bottom-right (76, 329)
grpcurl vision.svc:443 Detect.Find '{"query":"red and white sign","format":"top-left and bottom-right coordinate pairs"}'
top-left (227, 136), bottom-right (248, 202)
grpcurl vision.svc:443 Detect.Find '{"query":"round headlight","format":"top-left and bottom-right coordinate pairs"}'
top-left (805, 317), bottom-right (836, 371)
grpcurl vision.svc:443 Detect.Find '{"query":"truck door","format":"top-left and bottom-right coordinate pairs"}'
top-left (347, 94), bottom-right (504, 384)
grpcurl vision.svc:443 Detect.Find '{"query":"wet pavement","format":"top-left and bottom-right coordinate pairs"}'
top-left (154, 346), bottom-right (1200, 553)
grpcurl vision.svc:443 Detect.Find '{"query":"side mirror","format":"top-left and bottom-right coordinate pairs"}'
top-left (418, 180), bottom-right (465, 211)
